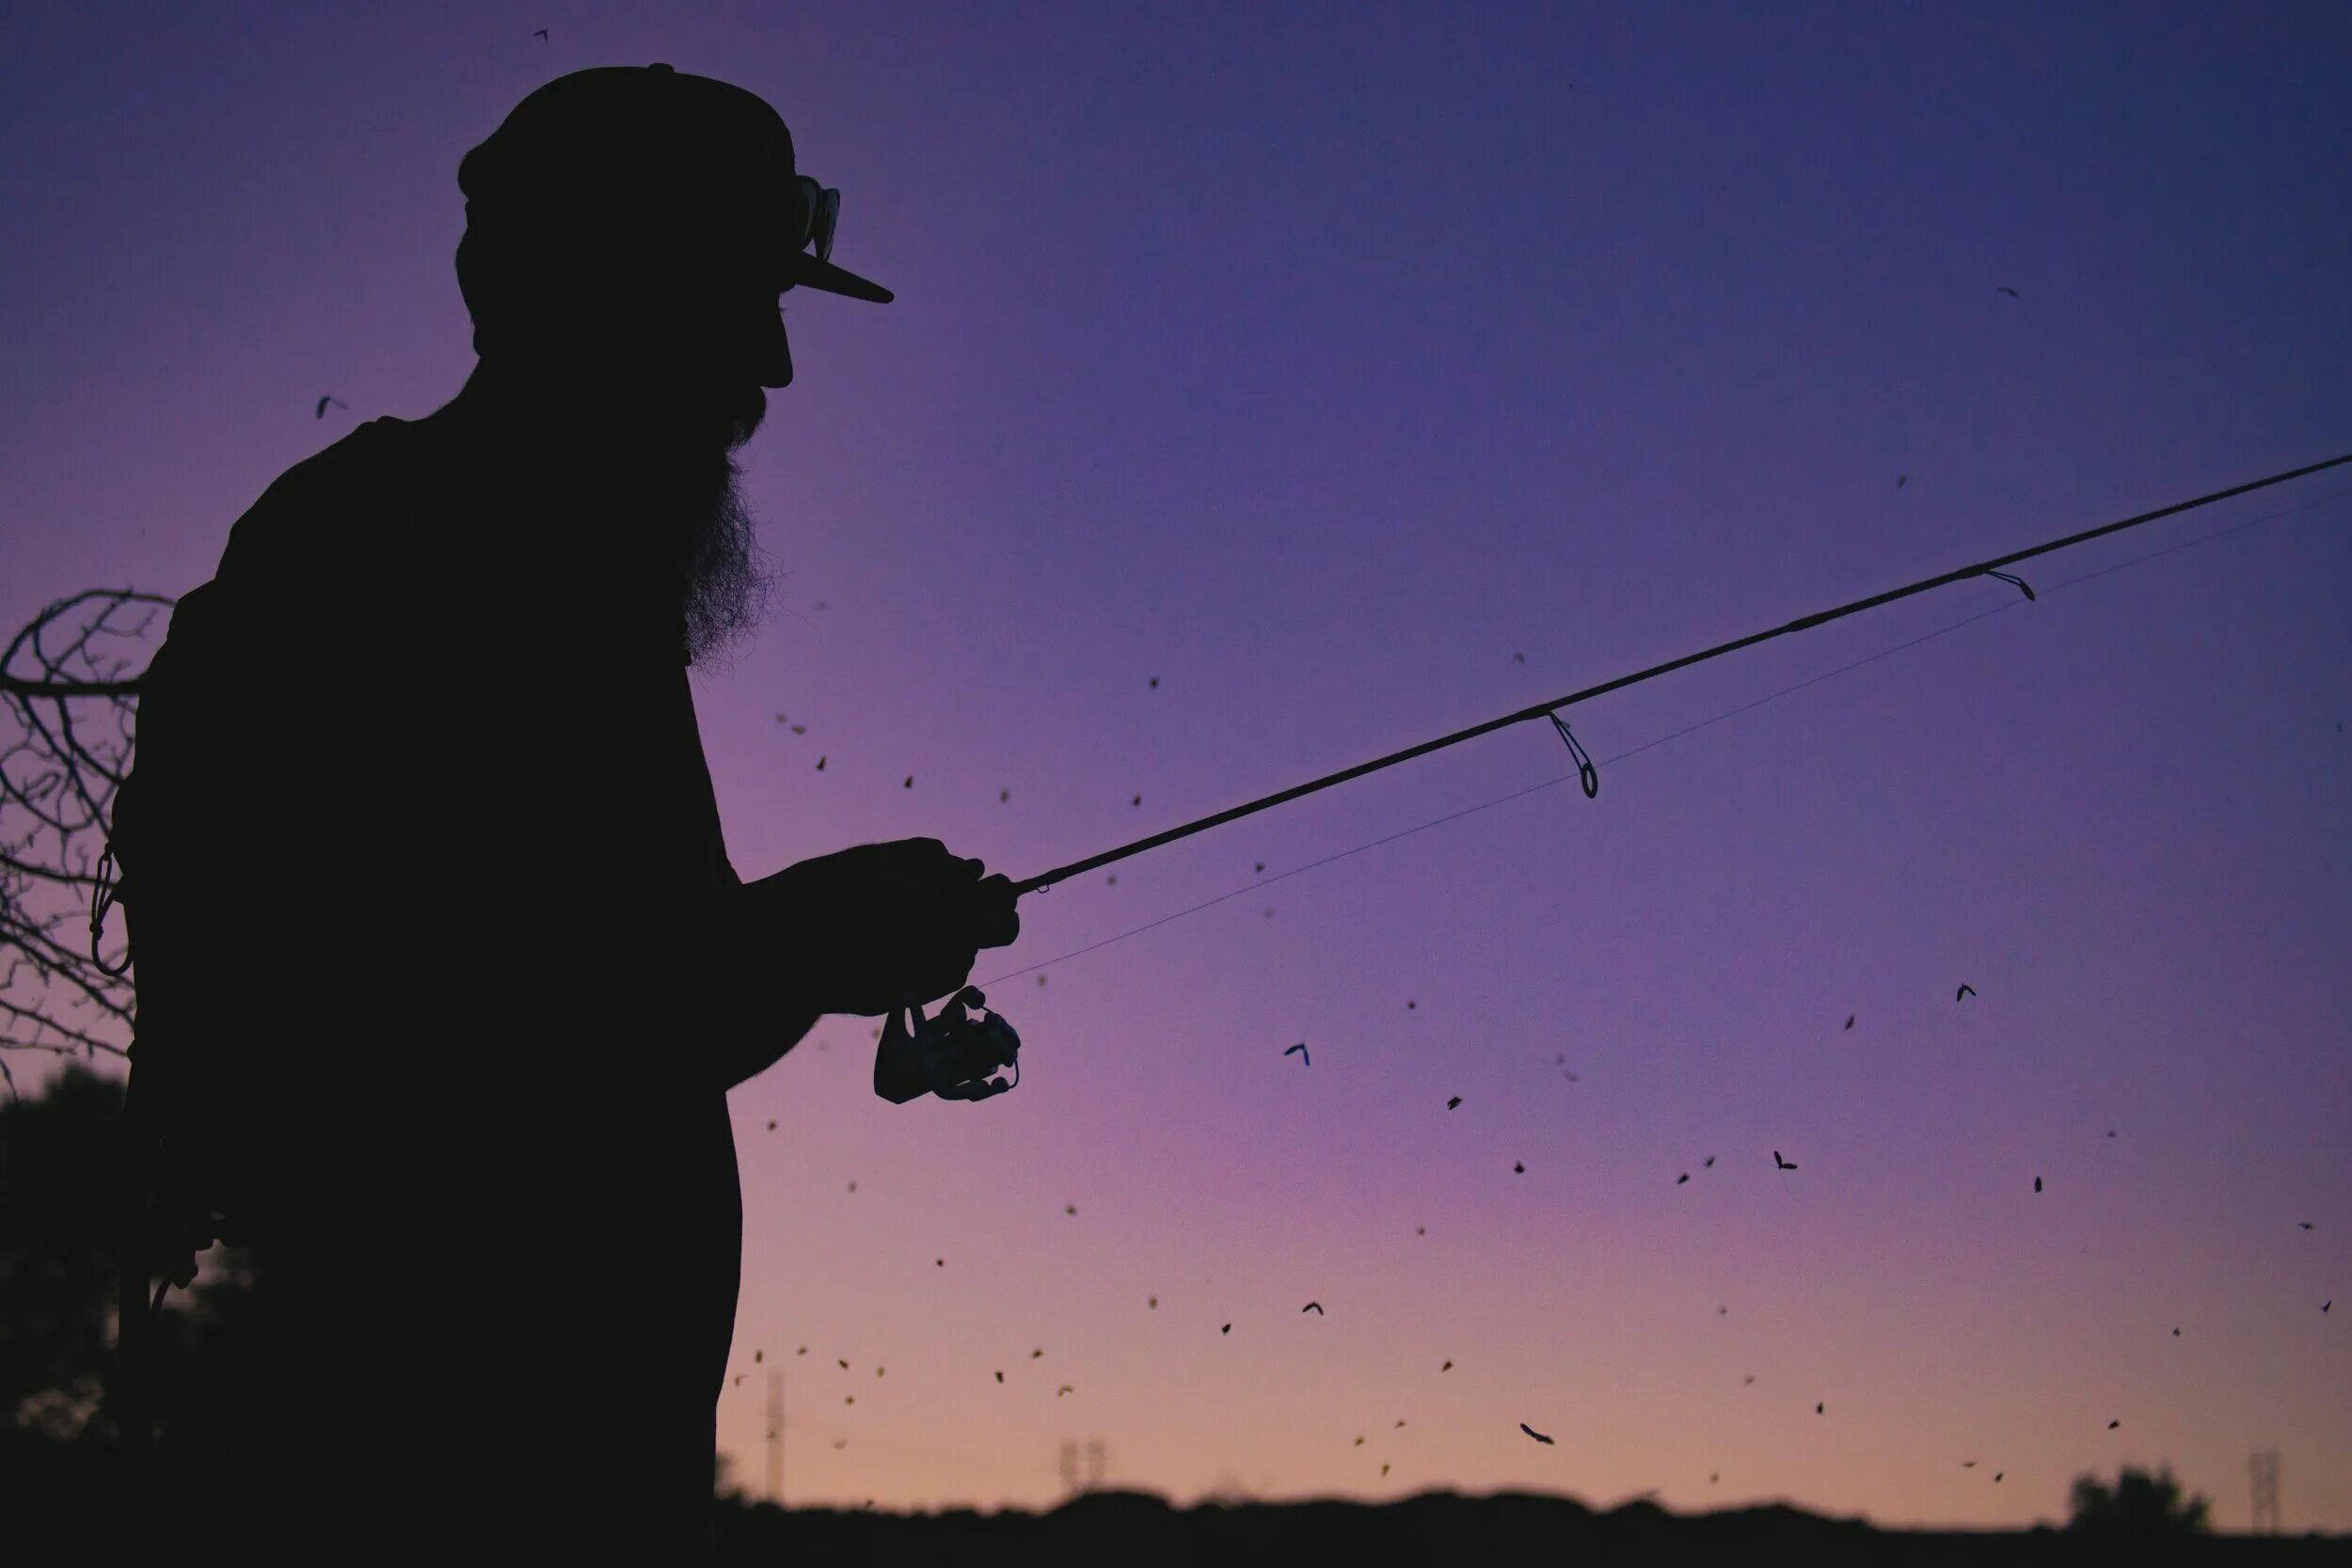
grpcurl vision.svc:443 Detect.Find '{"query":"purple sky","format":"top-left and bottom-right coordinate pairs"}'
top-left (6, 0), bottom-right (2350, 1530)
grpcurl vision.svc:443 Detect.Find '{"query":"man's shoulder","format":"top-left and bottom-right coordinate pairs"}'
top-left (214, 416), bottom-right (419, 586)
top-left (147, 417), bottom-right (441, 685)
top-left (253, 414), bottom-right (414, 506)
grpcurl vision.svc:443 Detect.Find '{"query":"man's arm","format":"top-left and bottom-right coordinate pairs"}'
top-left (691, 839), bottom-right (1017, 1095)
top-left (714, 998), bottom-right (823, 1093)
top-left (698, 877), bottom-right (826, 1093)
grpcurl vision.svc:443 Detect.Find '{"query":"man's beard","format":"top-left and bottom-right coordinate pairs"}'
top-left (675, 452), bottom-right (771, 666)
top-left (470, 370), bottom-right (776, 663)
top-left (631, 383), bottom-right (772, 666)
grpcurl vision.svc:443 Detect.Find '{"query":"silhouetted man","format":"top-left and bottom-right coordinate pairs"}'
top-left (112, 65), bottom-right (1015, 1560)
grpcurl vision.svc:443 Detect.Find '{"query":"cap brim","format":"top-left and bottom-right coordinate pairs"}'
top-left (788, 253), bottom-right (893, 304)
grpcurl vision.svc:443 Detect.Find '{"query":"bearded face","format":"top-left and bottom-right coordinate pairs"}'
top-left (453, 202), bottom-right (788, 662)
top-left (451, 247), bottom-right (781, 665)
top-left (596, 373), bottom-right (773, 665)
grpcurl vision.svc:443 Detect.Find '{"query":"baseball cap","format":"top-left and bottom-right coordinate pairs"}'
top-left (458, 64), bottom-right (892, 308)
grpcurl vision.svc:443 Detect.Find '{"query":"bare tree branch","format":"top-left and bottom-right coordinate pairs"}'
top-left (2, 589), bottom-right (173, 1063)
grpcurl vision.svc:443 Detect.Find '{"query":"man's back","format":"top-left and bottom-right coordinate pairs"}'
top-left (120, 412), bottom-right (744, 1556)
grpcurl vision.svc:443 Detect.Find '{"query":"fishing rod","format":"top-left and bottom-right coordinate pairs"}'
top-left (874, 449), bottom-right (2352, 1102)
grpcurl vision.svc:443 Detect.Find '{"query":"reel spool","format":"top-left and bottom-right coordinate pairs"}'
top-left (874, 985), bottom-right (1022, 1103)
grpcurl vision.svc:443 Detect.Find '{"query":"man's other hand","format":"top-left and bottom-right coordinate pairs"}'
top-left (752, 838), bottom-right (1018, 1017)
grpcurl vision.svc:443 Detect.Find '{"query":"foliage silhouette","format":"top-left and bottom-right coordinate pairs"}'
top-left (1, 1062), bottom-right (260, 1551)
top-left (2067, 1465), bottom-right (2212, 1534)
top-left (0, 1062), bottom-right (257, 1442)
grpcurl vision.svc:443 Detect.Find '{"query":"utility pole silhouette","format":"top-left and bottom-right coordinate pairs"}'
top-left (2249, 1449), bottom-right (2280, 1534)
top-left (1057, 1436), bottom-right (1107, 1495)
top-left (768, 1371), bottom-right (785, 1506)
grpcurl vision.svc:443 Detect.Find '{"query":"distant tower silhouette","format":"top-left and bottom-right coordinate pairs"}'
top-left (767, 1371), bottom-right (785, 1506)
top-left (2249, 1449), bottom-right (2280, 1534)
top-left (1057, 1436), bottom-right (1108, 1495)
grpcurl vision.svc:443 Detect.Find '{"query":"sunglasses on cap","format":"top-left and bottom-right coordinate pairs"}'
top-left (792, 175), bottom-right (838, 265)
top-left (783, 172), bottom-right (891, 304)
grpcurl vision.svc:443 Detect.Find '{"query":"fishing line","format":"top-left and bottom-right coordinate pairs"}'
top-left (979, 477), bottom-right (2352, 989)
top-left (1008, 451), bottom-right (2350, 897)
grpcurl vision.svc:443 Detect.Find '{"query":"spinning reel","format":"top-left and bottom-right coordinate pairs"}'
top-left (873, 985), bottom-right (1022, 1103)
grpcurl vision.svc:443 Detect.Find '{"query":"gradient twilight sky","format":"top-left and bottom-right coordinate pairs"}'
top-left (6, 0), bottom-right (2351, 1531)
